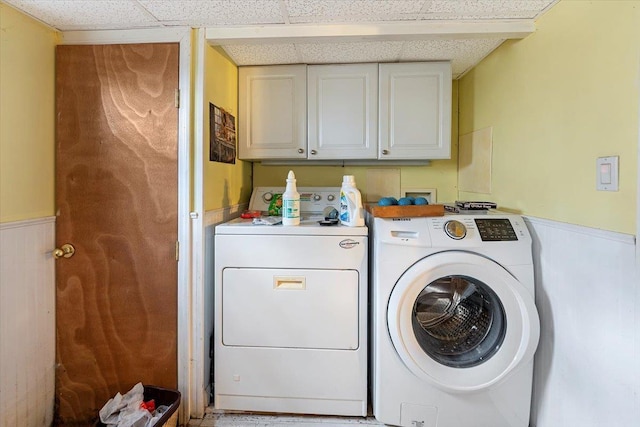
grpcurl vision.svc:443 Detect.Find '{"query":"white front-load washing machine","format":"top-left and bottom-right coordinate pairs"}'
top-left (371, 213), bottom-right (540, 427)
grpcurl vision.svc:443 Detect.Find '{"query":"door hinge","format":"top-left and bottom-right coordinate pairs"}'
top-left (175, 88), bottom-right (180, 108)
top-left (175, 241), bottom-right (179, 261)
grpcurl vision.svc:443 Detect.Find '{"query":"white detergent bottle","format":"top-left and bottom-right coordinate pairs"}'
top-left (339, 175), bottom-right (365, 227)
top-left (282, 170), bottom-right (300, 226)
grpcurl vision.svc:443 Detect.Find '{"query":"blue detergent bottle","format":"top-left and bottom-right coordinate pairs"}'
top-left (339, 175), bottom-right (365, 227)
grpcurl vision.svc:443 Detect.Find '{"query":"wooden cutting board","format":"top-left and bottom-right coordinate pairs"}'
top-left (367, 204), bottom-right (445, 218)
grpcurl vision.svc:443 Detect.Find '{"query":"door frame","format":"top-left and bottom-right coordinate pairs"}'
top-left (59, 28), bottom-right (197, 425)
top-left (636, 56), bottom-right (640, 266)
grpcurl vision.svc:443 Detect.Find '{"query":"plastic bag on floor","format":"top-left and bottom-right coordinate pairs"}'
top-left (99, 382), bottom-right (154, 427)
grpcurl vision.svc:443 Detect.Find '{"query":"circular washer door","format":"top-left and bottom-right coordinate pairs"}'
top-left (387, 251), bottom-right (539, 393)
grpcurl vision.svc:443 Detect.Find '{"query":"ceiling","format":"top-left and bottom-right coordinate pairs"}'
top-left (4, 0), bottom-right (558, 78)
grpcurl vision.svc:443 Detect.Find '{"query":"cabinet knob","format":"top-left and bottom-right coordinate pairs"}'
top-left (297, 148), bottom-right (304, 154)
top-left (310, 150), bottom-right (317, 155)
top-left (382, 149), bottom-right (389, 155)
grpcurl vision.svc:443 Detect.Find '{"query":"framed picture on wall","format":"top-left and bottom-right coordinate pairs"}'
top-left (209, 103), bottom-right (236, 164)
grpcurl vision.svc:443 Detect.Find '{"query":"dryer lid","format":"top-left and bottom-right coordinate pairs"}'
top-left (387, 251), bottom-right (539, 393)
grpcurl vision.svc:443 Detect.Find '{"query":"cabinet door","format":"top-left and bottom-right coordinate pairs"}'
top-left (379, 62), bottom-right (452, 160)
top-left (308, 64), bottom-right (378, 160)
top-left (238, 65), bottom-right (307, 160)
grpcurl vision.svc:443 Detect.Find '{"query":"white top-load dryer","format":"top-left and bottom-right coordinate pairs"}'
top-left (371, 213), bottom-right (540, 427)
top-left (214, 187), bottom-right (368, 416)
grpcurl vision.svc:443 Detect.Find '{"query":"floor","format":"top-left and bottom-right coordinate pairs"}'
top-left (188, 408), bottom-right (385, 427)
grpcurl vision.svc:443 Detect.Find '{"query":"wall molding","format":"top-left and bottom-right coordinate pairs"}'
top-left (524, 215), bottom-right (636, 246)
top-left (0, 216), bottom-right (56, 231)
top-left (526, 212), bottom-right (639, 427)
top-left (1, 215), bottom-right (56, 426)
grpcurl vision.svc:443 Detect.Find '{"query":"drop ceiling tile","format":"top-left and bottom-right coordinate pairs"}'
top-left (290, 13), bottom-right (420, 24)
top-left (222, 44), bottom-right (300, 66)
top-left (139, 0), bottom-right (285, 26)
top-left (401, 38), bottom-right (504, 78)
top-left (419, 0), bottom-right (555, 20)
top-left (418, 12), bottom-right (539, 20)
top-left (298, 41), bottom-right (404, 64)
top-left (286, 0), bottom-right (426, 16)
top-left (285, 0), bottom-right (424, 22)
top-left (3, 0), bottom-right (158, 30)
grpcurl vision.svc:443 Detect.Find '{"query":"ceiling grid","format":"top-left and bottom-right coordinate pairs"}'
top-left (3, 0), bottom-right (558, 78)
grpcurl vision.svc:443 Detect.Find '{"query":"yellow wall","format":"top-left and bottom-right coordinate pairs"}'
top-left (0, 4), bottom-right (57, 223)
top-left (203, 45), bottom-right (252, 211)
top-left (253, 81), bottom-right (459, 203)
top-left (458, 0), bottom-right (639, 234)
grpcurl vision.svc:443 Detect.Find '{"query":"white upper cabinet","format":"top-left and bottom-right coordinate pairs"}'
top-left (238, 62), bottom-right (452, 162)
top-left (307, 64), bottom-right (378, 160)
top-left (379, 62), bottom-right (452, 160)
top-left (238, 65), bottom-right (307, 160)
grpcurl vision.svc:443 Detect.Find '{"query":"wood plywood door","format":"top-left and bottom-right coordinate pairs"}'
top-left (55, 43), bottom-right (179, 424)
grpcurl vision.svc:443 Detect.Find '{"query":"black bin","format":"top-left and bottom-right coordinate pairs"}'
top-left (98, 385), bottom-right (181, 427)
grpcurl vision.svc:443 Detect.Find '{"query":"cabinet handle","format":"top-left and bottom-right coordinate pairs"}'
top-left (310, 150), bottom-right (317, 155)
top-left (298, 148), bottom-right (304, 154)
top-left (274, 276), bottom-right (306, 290)
top-left (382, 149), bottom-right (389, 155)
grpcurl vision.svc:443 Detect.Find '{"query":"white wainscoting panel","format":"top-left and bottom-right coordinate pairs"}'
top-left (0, 217), bottom-right (56, 427)
top-left (203, 203), bottom-right (247, 401)
top-left (526, 216), bottom-right (639, 427)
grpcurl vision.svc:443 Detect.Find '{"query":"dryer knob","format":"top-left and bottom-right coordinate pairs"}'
top-left (444, 220), bottom-right (467, 240)
top-left (262, 192), bottom-right (273, 202)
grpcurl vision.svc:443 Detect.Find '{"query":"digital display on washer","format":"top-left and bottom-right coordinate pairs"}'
top-left (474, 218), bottom-right (518, 241)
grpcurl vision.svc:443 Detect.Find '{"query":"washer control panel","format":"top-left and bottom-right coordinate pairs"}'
top-left (429, 215), bottom-right (526, 243)
top-left (375, 214), bottom-right (530, 248)
top-left (474, 218), bottom-right (518, 241)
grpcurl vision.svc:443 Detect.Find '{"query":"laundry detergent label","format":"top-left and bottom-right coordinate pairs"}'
top-left (283, 198), bottom-right (300, 219)
top-left (340, 192), bottom-right (349, 222)
top-left (268, 194), bottom-right (283, 216)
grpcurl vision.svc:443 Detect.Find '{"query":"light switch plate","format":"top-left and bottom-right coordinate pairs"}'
top-left (596, 156), bottom-right (619, 191)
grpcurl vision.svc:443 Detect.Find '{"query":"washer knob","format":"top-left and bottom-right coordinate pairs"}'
top-left (262, 192), bottom-right (273, 202)
top-left (444, 220), bottom-right (467, 240)
top-left (313, 194), bottom-right (321, 201)
top-left (327, 194), bottom-right (335, 201)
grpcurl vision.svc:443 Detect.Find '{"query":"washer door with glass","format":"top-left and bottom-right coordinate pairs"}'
top-left (387, 251), bottom-right (539, 393)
